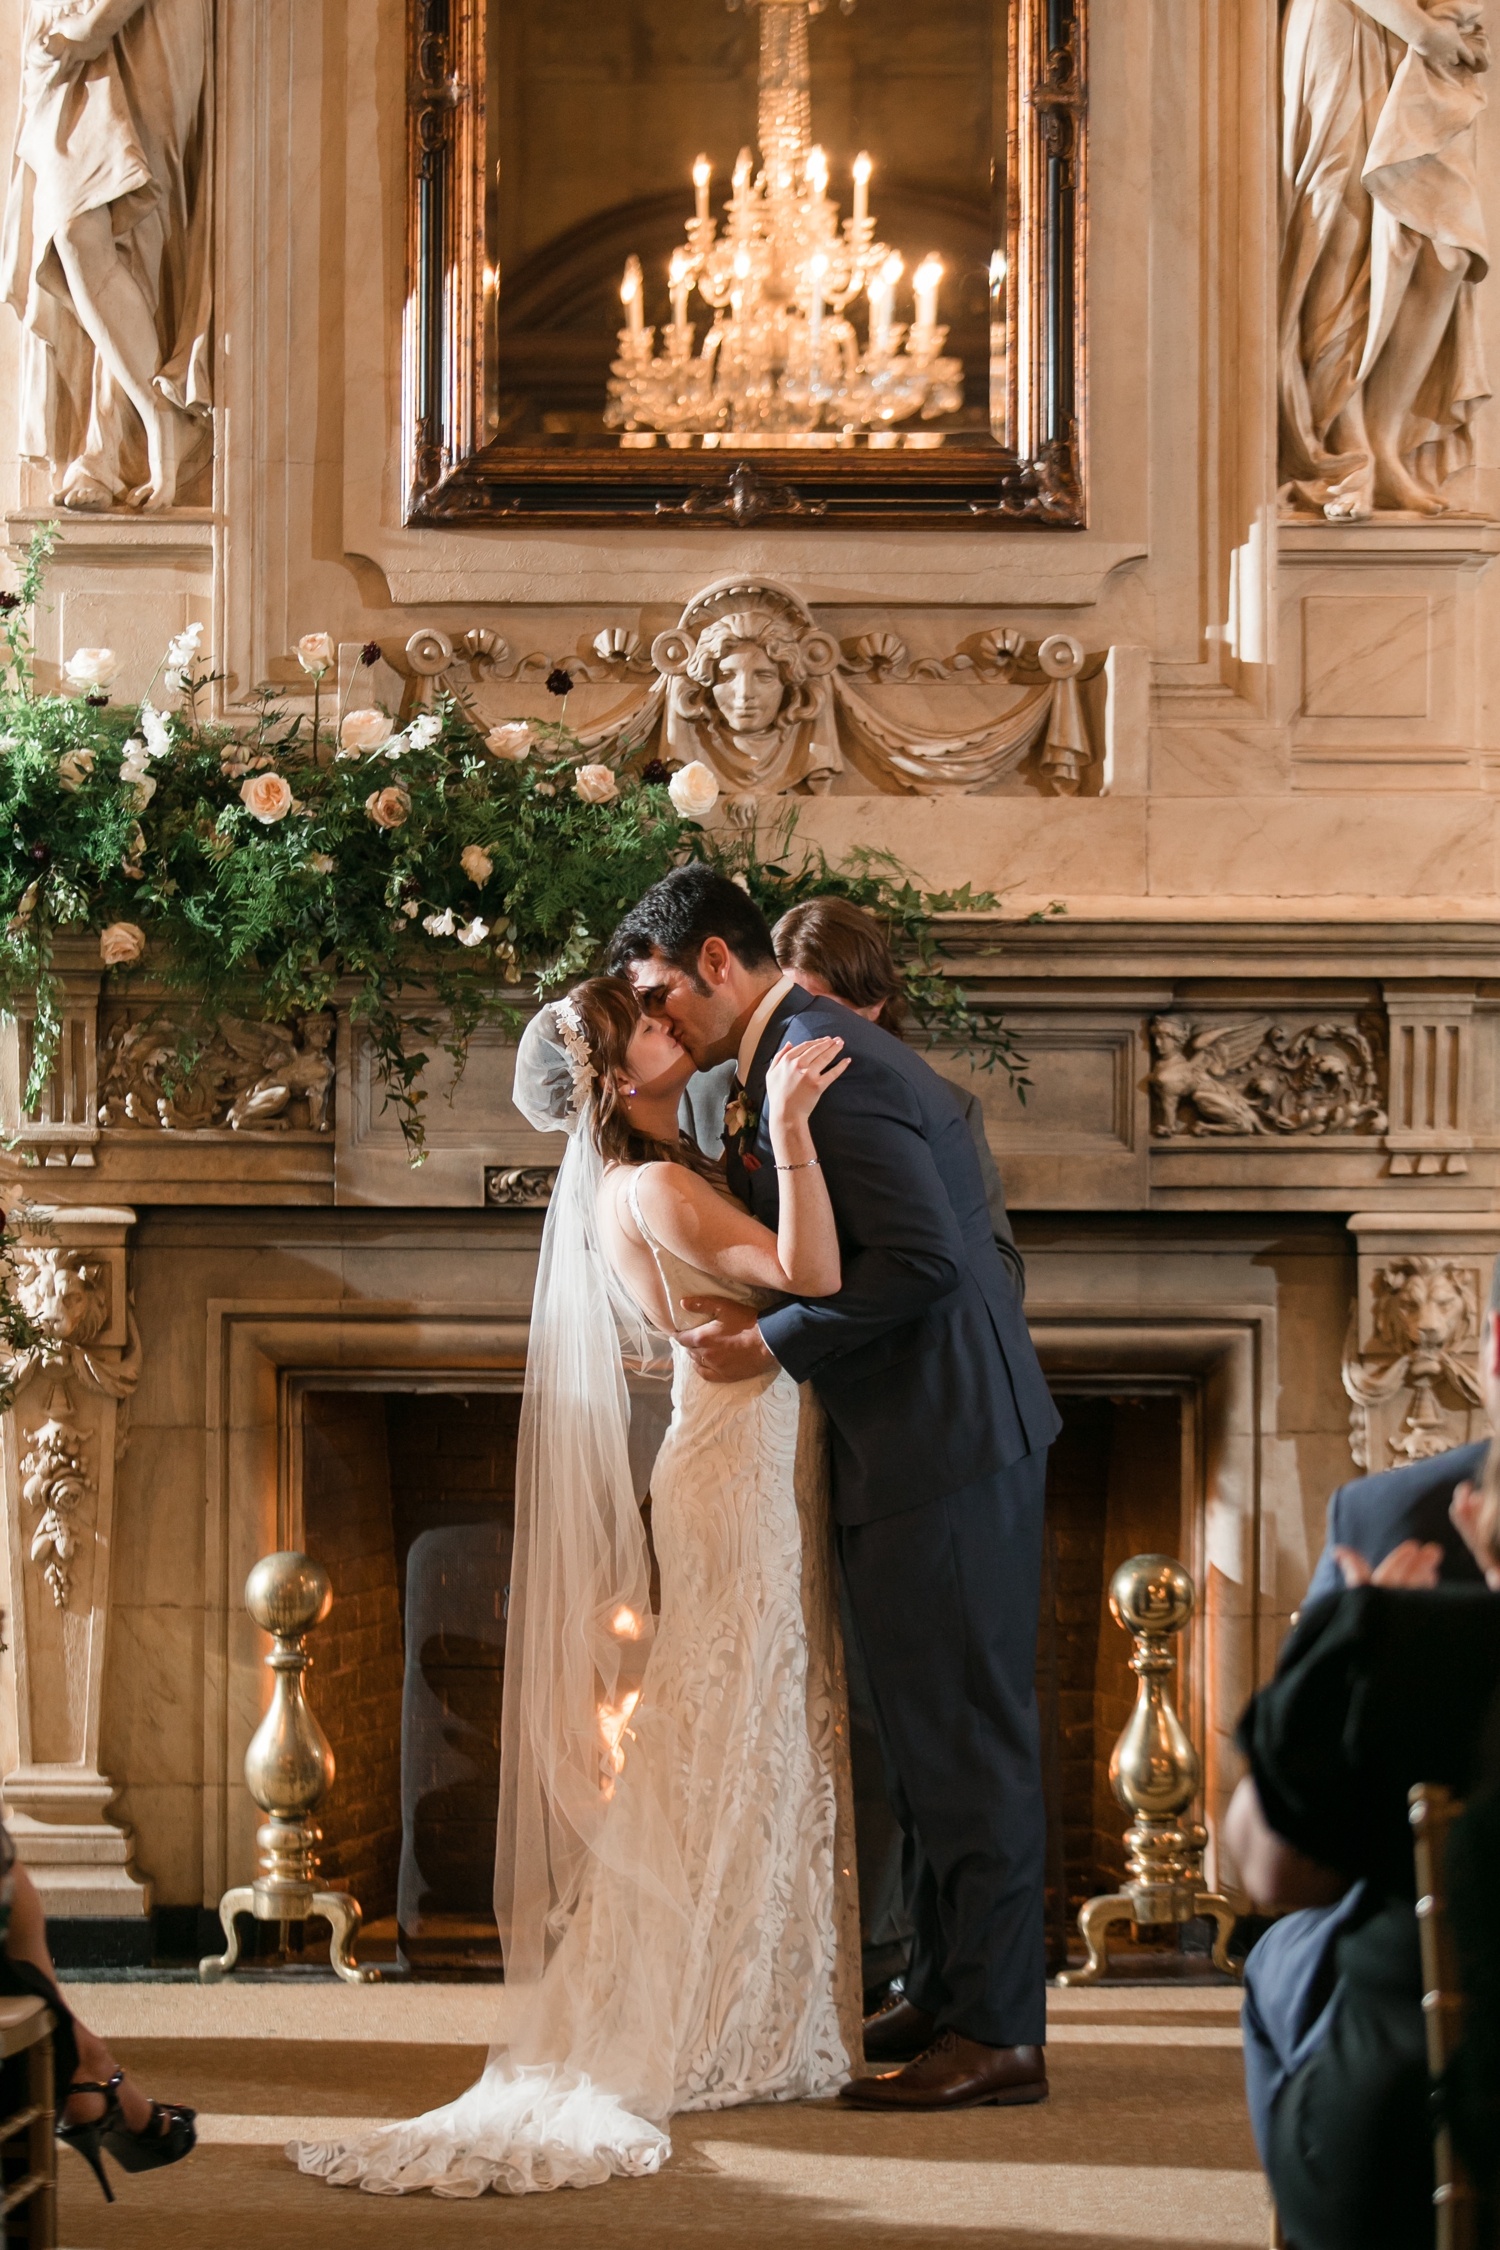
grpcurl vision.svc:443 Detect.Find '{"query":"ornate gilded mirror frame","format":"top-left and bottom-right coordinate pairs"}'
top-left (405, 0), bottom-right (1086, 529)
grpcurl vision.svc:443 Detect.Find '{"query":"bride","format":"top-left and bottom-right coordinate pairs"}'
top-left (290, 976), bottom-right (862, 2197)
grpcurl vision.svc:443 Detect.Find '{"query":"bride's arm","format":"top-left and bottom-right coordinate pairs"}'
top-left (633, 1037), bottom-right (850, 1298)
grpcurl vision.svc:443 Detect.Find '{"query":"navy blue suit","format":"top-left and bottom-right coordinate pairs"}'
top-left (1304, 1442), bottom-right (1489, 1603)
top-left (730, 986), bottom-right (1061, 2046)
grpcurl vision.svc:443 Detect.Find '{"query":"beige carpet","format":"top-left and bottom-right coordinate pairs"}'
top-left (52, 1985), bottom-right (1266, 2250)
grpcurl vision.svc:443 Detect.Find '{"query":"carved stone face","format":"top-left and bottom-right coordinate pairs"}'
top-left (1375, 1261), bottom-right (1475, 1357)
top-left (16, 1251), bottom-right (107, 1347)
top-left (710, 645), bottom-right (788, 737)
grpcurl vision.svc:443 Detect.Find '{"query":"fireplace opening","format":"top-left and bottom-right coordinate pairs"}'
top-left (1039, 1389), bottom-right (1191, 1972)
top-left (299, 1387), bottom-right (519, 1974)
top-left (293, 1380), bottom-right (1196, 1983)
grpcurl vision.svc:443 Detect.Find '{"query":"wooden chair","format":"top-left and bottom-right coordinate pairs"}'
top-left (1410, 1783), bottom-right (1478, 2250)
top-left (0, 1996), bottom-right (55, 2249)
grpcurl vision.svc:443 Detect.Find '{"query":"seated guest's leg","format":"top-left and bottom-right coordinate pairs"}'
top-left (1241, 1887), bottom-right (1365, 2163)
top-left (1267, 1901), bottom-right (1433, 2250)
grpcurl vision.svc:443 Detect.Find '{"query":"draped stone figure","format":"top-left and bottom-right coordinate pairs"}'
top-left (1280, 0), bottom-right (1490, 518)
top-left (2, 0), bottom-right (213, 511)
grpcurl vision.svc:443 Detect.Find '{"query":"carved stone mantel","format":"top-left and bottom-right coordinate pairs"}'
top-left (1343, 1215), bottom-right (1500, 1472)
top-left (0, 1206), bottom-right (150, 1916)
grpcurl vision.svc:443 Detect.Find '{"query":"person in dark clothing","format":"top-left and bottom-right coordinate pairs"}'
top-left (1303, 1439), bottom-right (1489, 1603)
top-left (0, 1805), bottom-right (195, 2206)
top-left (1229, 1485), bottom-right (1500, 2250)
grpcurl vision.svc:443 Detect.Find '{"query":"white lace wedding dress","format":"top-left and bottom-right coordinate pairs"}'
top-left (290, 1173), bottom-right (861, 2198)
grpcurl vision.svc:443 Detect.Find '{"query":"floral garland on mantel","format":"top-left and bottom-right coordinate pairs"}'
top-left (1, 526), bottom-right (1033, 1167)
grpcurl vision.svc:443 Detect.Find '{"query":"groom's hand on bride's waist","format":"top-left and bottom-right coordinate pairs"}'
top-left (678, 1298), bottom-right (779, 1383)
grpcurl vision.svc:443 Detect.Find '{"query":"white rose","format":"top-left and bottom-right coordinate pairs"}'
top-left (339, 708), bottom-right (394, 756)
top-left (485, 723), bottom-right (533, 762)
top-left (406, 714), bottom-right (443, 751)
top-left (241, 771), bottom-right (294, 823)
top-left (423, 907), bottom-right (457, 937)
top-left (140, 707), bottom-right (171, 759)
top-left (309, 851), bottom-right (335, 875)
top-left (460, 843), bottom-right (493, 885)
top-left (574, 763), bottom-right (619, 805)
top-left (99, 921), bottom-right (146, 967)
top-left (457, 916), bottom-right (490, 948)
top-left (297, 632), bottom-right (335, 677)
top-left (667, 760), bottom-right (720, 820)
top-left (64, 647), bottom-right (117, 692)
top-left (365, 784), bottom-right (411, 830)
top-left (57, 748), bottom-right (94, 792)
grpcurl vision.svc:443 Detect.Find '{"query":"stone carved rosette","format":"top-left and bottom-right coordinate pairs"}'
top-left (0, 1207), bottom-right (150, 1915)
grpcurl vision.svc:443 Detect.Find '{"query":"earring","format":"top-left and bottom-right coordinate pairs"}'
top-left (622, 1084), bottom-right (637, 1096)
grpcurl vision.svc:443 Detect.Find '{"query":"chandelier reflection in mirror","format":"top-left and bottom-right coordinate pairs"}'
top-left (605, 0), bottom-right (971, 450)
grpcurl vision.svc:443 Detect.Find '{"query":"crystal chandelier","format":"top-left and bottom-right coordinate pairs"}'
top-left (604, 0), bottom-right (964, 449)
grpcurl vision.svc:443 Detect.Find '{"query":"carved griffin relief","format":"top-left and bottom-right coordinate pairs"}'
top-left (1148, 1016), bottom-right (1387, 1138)
top-left (1343, 1256), bottom-right (1489, 1471)
top-left (97, 1011), bottom-right (334, 1133)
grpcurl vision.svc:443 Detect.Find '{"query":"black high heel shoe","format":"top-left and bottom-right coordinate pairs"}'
top-left (57, 2068), bottom-right (197, 2200)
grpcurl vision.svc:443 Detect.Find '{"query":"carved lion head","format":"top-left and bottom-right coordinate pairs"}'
top-left (1371, 1256), bottom-right (1478, 1360)
top-left (15, 1251), bottom-right (109, 1348)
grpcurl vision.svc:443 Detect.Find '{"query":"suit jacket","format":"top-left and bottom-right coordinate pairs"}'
top-left (1303, 1440), bottom-right (1490, 1603)
top-left (684, 1060), bottom-right (1025, 1294)
top-left (727, 986), bottom-right (1060, 1526)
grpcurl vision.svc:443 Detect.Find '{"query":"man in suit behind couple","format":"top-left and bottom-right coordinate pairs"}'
top-left (608, 865), bottom-right (1062, 2110)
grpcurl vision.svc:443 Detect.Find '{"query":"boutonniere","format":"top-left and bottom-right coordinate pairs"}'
top-left (723, 1091), bottom-right (762, 1171)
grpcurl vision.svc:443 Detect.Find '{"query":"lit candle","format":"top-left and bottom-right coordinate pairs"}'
top-left (808, 251), bottom-right (828, 384)
top-left (670, 248), bottom-right (691, 339)
top-left (733, 146), bottom-right (753, 200)
top-left (731, 245), bottom-right (751, 321)
top-left (913, 255), bottom-right (943, 337)
top-left (852, 152), bottom-right (872, 228)
top-left (872, 252), bottom-right (902, 354)
top-left (621, 255), bottom-right (644, 336)
top-left (806, 144), bottom-right (828, 198)
top-left (693, 155), bottom-right (711, 226)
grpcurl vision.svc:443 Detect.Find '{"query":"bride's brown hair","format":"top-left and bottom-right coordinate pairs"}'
top-left (564, 977), bottom-right (717, 1175)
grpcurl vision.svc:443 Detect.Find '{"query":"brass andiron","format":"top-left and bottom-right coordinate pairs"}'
top-left (1056, 1554), bottom-right (1240, 1987)
top-left (199, 1551), bottom-right (377, 1984)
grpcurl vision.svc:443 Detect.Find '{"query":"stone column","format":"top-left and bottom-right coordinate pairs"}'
top-left (0, 1206), bottom-right (149, 1916)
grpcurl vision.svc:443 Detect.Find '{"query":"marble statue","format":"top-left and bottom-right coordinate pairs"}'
top-left (1280, 0), bottom-right (1490, 518)
top-left (2, 0), bottom-right (213, 510)
top-left (652, 584), bottom-right (844, 807)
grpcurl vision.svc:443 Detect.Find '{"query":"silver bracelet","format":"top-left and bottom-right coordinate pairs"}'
top-left (774, 1157), bottom-right (820, 1171)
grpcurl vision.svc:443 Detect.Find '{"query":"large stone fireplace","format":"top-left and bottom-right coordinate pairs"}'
top-left (5, 914), bottom-right (1496, 1965)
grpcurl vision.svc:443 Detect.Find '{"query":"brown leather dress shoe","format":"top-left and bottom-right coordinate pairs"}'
top-left (860, 1998), bottom-right (938, 2065)
top-left (839, 2031), bottom-right (1048, 2111)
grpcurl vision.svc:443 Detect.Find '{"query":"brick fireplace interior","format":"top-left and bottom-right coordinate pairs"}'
top-left (299, 1387), bottom-right (519, 1969)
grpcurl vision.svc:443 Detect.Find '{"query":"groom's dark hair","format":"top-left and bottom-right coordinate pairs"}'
top-left (607, 862), bottom-right (776, 986)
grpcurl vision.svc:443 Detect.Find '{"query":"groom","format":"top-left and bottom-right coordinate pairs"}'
top-left (608, 865), bottom-right (1061, 2109)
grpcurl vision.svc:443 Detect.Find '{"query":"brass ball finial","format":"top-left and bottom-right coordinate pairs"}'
top-left (1108, 1553), bottom-right (1194, 1638)
top-left (244, 1551), bottom-right (332, 1639)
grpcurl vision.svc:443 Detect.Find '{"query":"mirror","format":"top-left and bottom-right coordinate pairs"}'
top-left (406, 0), bottom-right (1086, 527)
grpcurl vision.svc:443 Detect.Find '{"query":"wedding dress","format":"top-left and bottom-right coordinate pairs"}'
top-left (291, 1075), bottom-right (860, 2197)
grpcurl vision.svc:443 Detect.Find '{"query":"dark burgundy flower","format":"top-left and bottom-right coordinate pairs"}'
top-left (360, 640), bottom-right (383, 668)
top-left (641, 758), bottom-right (670, 786)
top-left (544, 667), bottom-right (574, 698)
top-left (29, 843), bottom-right (49, 865)
top-left (85, 691), bottom-right (109, 708)
top-left (0, 592), bottom-right (21, 614)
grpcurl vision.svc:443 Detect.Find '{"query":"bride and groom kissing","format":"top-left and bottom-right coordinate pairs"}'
top-left (292, 862), bottom-right (1061, 2200)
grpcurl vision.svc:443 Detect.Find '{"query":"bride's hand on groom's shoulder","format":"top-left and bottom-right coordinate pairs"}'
top-left (678, 1297), bottom-right (779, 1384)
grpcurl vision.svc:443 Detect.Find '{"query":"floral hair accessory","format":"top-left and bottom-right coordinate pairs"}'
top-left (552, 996), bottom-right (596, 1116)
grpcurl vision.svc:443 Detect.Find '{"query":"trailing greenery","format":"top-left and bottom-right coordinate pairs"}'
top-left (0, 526), bottom-right (1030, 1166)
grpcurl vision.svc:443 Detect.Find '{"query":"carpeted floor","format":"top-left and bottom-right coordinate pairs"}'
top-left (50, 1984), bottom-right (1267, 2250)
